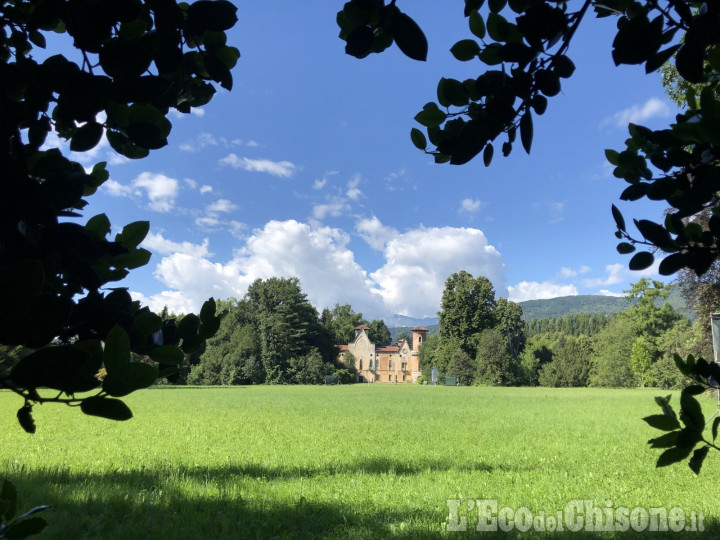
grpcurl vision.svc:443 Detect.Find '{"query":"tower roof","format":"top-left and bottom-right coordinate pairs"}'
top-left (411, 326), bottom-right (428, 332)
top-left (355, 324), bottom-right (370, 330)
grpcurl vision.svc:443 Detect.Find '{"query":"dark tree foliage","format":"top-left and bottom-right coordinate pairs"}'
top-left (189, 278), bottom-right (338, 385)
top-left (368, 319), bottom-right (392, 346)
top-left (328, 304), bottom-right (366, 345)
top-left (538, 335), bottom-right (592, 387)
top-left (475, 327), bottom-right (516, 386)
top-left (338, 0), bottom-right (720, 473)
top-left (438, 271), bottom-right (497, 358)
top-left (0, 0), bottom-right (238, 430)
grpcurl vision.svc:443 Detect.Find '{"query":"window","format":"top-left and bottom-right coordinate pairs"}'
top-left (388, 374), bottom-right (391, 381)
top-left (389, 360), bottom-right (393, 370)
top-left (359, 359), bottom-right (363, 370)
top-left (369, 359), bottom-right (373, 369)
top-left (403, 374), bottom-right (406, 381)
top-left (401, 362), bottom-right (407, 371)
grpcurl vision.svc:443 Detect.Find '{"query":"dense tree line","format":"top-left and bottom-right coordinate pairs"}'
top-left (524, 313), bottom-right (610, 338)
top-left (418, 273), bottom-right (701, 391)
top-left (183, 278), bottom-right (392, 385)
top-left (176, 271), bottom-right (707, 391)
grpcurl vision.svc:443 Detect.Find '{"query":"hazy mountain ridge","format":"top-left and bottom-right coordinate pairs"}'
top-left (386, 291), bottom-right (693, 337)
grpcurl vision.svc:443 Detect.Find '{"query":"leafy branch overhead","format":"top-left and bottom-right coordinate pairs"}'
top-left (0, 0), bottom-right (237, 431)
top-left (643, 355), bottom-right (720, 474)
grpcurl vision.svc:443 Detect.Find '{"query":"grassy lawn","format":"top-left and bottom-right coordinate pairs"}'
top-left (1, 385), bottom-right (719, 538)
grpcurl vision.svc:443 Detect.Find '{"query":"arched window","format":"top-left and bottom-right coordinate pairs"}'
top-left (389, 359), bottom-right (393, 370)
top-left (369, 359), bottom-right (373, 369)
top-left (359, 359), bottom-right (363, 370)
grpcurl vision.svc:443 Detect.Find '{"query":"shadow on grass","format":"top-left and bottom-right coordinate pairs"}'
top-left (4, 460), bottom-right (719, 538)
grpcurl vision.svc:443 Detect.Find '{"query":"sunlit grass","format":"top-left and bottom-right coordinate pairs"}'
top-left (1, 386), bottom-right (719, 538)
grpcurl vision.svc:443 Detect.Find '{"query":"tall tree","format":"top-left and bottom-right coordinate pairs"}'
top-left (438, 271), bottom-right (497, 357)
top-left (539, 335), bottom-right (593, 388)
top-left (329, 304), bottom-right (366, 345)
top-left (494, 298), bottom-right (526, 363)
top-left (475, 327), bottom-right (516, 386)
top-left (368, 319), bottom-right (392, 346)
top-left (630, 337), bottom-right (653, 388)
top-left (245, 277), bottom-right (336, 384)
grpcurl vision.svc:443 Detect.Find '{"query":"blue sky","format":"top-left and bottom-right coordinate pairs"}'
top-left (59, 2), bottom-right (679, 320)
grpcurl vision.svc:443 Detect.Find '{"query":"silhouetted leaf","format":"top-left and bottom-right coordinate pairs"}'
top-left (643, 414), bottom-right (680, 431)
top-left (520, 110), bottom-right (532, 154)
top-left (635, 219), bottom-right (671, 247)
top-left (656, 445), bottom-right (693, 468)
top-left (392, 12), bottom-right (427, 61)
top-left (410, 128), bottom-right (427, 150)
top-left (116, 221), bottom-right (149, 249)
top-left (414, 103), bottom-right (446, 128)
top-left (680, 391), bottom-right (704, 429)
top-left (469, 11), bottom-right (486, 39)
top-left (464, 0), bottom-right (486, 17)
top-left (103, 362), bottom-right (158, 397)
top-left (187, 0), bottom-right (238, 32)
top-left (17, 406), bottom-right (36, 434)
top-left (80, 397), bottom-right (133, 421)
top-left (149, 345), bottom-right (184, 365)
top-left (70, 121), bottom-right (103, 152)
top-left (648, 431), bottom-right (678, 448)
top-left (3, 517), bottom-right (47, 538)
top-left (103, 325), bottom-right (131, 374)
top-left (483, 143), bottom-right (493, 166)
top-left (616, 242), bottom-right (635, 254)
top-left (199, 298), bottom-right (216, 324)
top-left (688, 446), bottom-right (709, 475)
top-left (658, 252), bottom-right (685, 275)
top-left (450, 39), bottom-right (480, 61)
top-left (629, 251), bottom-right (654, 271)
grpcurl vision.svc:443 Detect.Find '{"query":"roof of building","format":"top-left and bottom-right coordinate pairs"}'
top-left (355, 324), bottom-right (370, 330)
top-left (338, 345), bottom-right (349, 351)
top-left (376, 345), bottom-right (401, 353)
top-left (411, 326), bottom-right (429, 332)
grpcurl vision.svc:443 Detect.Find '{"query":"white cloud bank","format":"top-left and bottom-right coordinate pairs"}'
top-left (133, 220), bottom-right (507, 319)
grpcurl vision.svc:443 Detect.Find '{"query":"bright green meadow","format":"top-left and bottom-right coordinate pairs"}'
top-left (1, 386), bottom-right (719, 538)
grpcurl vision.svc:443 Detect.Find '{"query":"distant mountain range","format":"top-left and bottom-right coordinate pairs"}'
top-left (517, 289), bottom-right (692, 320)
top-left (383, 314), bottom-right (439, 328)
top-left (386, 290), bottom-right (693, 336)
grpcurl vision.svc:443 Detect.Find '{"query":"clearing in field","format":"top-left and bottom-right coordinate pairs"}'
top-left (1, 385), bottom-right (718, 538)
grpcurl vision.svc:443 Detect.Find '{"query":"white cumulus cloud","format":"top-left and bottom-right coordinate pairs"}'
top-left (560, 265), bottom-right (591, 278)
top-left (459, 198), bottom-right (482, 213)
top-left (219, 154), bottom-right (297, 178)
top-left (371, 226), bottom-right (507, 317)
top-left (133, 221), bottom-right (507, 320)
top-left (142, 232), bottom-right (212, 258)
top-left (131, 172), bottom-right (179, 213)
top-left (602, 98), bottom-right (671, 129)
top-left (346, 174), bottom-right (363, 201)
top-left (508, 281), bottom-right (579, 302)
top-left (355, 216), bottom-right (398, 251)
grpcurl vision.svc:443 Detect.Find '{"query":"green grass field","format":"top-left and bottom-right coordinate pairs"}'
top-left (1, 386), bottom-right (719, 538)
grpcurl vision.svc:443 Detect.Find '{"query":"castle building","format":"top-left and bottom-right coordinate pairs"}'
top-left (338, 325), bottom-right (428, 383)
